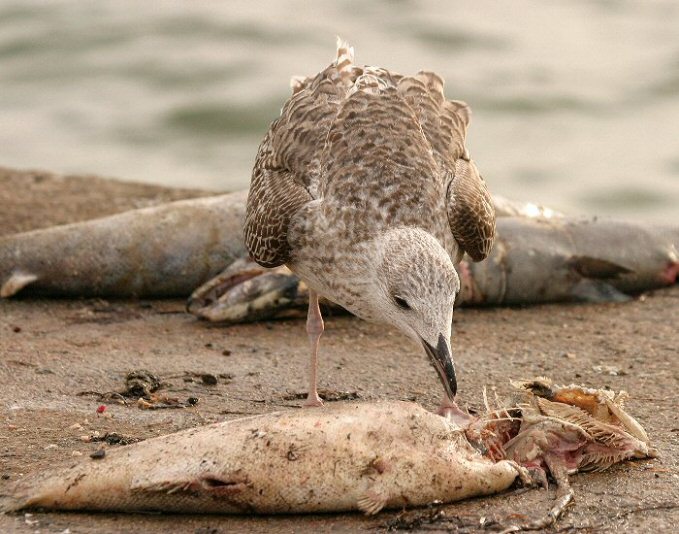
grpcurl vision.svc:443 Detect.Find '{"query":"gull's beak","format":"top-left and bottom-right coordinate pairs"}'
top-left (422, 333), bottom-right (457, 400)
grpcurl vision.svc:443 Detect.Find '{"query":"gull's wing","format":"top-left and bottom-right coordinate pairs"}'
top-left (396, 73), bottom-right (496, 262)
top-left (244, 134), bottom-right (312, 268)
top-left (446, 157), bottom-right (496, 262)
top-left (244, 40), bottom-right (358, 268)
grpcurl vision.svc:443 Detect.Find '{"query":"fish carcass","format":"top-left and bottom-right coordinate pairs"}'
top-left (0, 192), bottom-right (246, 298)
top-left (1, 190), bottom-right (676, 306)
top-left (187, 216), bottom-right (679, 323)
top-left (1, 380), bottom-right (652, 524)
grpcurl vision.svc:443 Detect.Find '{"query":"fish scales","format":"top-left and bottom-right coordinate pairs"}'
top-left (0, 192), bottom-right (248, 298)
top-left (467, 217), bottom-right (679, 305)
top-left (1, 402), bottom-right (519, 514)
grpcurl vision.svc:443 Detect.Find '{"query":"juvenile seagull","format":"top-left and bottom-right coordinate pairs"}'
top-left (244, 40), bottom-right (495, 411)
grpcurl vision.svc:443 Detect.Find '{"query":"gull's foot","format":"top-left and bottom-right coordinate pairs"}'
top-left (303, 393), bottom-right (324, 408)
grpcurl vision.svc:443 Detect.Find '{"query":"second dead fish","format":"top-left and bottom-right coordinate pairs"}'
top-left (188, 216), bottom-right (679, 323)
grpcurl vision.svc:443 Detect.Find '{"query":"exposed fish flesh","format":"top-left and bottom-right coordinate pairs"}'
top-left (1, 191), bottom-right (676, 310)
top-left (0, 380), bottom-right (652, 526)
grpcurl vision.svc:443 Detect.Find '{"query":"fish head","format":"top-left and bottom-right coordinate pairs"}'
top-left (469, 379), bottom-right (654, 484)
top-left (374, 228), bottom-right (459, 399)
top-left (187, 259), bottom-right (303, 323)
top-left (512, 378), bottom-right (651, 447)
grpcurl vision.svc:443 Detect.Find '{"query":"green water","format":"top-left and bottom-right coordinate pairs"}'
top-left (1, 0), bottom-right (678, 222)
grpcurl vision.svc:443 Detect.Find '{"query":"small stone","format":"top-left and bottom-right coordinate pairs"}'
top-left (71, 451), bottom-right (83, 457)
top-left (69, 423), bottom-right (84, 431)
top-left (200, 374), bottom-right (218, 386)
top-left (44, 444), bottom-right (58, 450)
top-left (562, 352), bottom-right (576, 359)
top-left (90, 449), bottom-right (106, 460)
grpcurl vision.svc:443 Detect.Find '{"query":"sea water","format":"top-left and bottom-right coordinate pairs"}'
top-left (1, 0), bottom-right (678, 221)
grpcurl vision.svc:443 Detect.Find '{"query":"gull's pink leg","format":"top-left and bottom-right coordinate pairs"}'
top-left (303, 288), bottom-right (324, 407)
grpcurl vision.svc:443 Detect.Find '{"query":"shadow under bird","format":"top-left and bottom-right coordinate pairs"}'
top-left (243, 39), bottom-right (496, 412)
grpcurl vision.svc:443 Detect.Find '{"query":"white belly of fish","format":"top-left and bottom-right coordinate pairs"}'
top-left (3, 401), bottom-right (520, 514)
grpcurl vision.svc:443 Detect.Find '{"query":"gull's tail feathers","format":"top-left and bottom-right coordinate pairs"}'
top-left (335, 36), bottom-right (354, 69)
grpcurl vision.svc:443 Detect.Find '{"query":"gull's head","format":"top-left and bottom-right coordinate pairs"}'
top-left (365, 228), bottom-right (460, 399)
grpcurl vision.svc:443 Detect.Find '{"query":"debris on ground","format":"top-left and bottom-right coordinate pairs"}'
top-left (137, 395), bottom-right (200, 410)
top-left (122, 370), bottom-right (161, 397)
top-left (88, 432), bottom-right (141, 446)
top-left (281, 389), bottom-right (360, 402)
top-left (75, 368), bottom-right (223, 411)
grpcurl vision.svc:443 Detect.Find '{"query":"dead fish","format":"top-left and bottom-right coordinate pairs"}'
top-left (465, 217), bottom-right (679, 305)
top-left (0, 401), bottom-right (524, 515)
top-left (0, 380), bottom-right (652, 526)
top-left (1, 191), bottom-right (676, 306)
top-left (0, 192), bottom-right (247, 298)
top-left (188, 216), bottom-right (679, 322)
top-left (492, 196), bottom-right (563, 219)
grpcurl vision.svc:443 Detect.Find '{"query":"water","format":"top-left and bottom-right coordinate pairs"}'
top-left (1, 0), bottom-right (678, 221)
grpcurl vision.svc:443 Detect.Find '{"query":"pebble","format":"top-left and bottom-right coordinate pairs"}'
top-left (201, 373), bottom-right (218, 386)
top-left (90, 449), bottom-right (106, 459)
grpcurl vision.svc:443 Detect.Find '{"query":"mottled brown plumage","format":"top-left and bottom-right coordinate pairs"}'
top-left (243, 39), bottom-right (496, 408)
top-left (244, 40), bottom-right (495, 268)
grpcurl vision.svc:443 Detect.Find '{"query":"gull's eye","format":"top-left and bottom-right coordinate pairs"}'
top-left (393, 296), bottom-right (411, 310)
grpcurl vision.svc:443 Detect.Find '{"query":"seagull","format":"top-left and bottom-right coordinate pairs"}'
top-left (244, 39), bottom-right (495, 413)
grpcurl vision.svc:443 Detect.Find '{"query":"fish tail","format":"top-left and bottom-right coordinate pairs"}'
top-left (1, 271), bottom-right (38, 298)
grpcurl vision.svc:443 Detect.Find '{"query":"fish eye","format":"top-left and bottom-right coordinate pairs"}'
top-left (393, 295), bottom-right (411, 310)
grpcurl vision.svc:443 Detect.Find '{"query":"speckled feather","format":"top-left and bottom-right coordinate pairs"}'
top-left (244, 40), bottom-right (495, 303)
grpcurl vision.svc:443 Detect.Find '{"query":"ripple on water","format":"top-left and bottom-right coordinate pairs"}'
top-left (162, 100), bottom-right (286, 139)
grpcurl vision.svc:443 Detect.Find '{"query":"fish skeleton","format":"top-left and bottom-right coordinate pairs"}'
top-left (0, 380), bottom-right (652, 527)
top-left (1, 191), bottom-right (677, 309)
